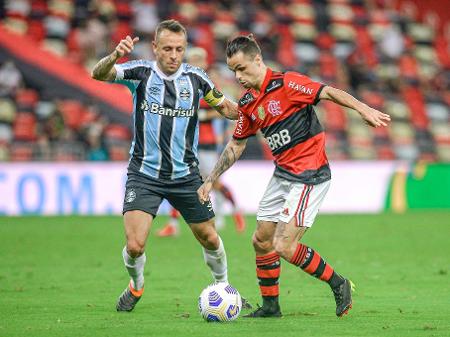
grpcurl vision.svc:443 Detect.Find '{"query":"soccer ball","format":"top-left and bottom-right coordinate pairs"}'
top-left (198, 283), bottom-right (242, 322)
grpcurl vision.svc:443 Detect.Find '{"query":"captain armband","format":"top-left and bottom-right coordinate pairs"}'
top-left (204, 88), bottom-right (225, 107)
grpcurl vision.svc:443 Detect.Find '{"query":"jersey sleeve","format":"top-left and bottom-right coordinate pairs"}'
top-left (284, 71), bottom-right (325, 105)
top-left (233, 110), bottom-right (258, 139)
top-left (192, 67), bottom-right (225, 107)
top-left (113, 60), bottom-right (149, 92)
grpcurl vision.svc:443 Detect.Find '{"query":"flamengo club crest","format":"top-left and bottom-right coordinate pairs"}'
top-left (268, 100), bottom-right (282, 116)
top-left (257, 105), bottom-right (265, 119)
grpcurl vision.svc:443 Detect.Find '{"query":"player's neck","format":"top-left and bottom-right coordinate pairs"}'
top-left (254, 65), bottom-right (268, 93)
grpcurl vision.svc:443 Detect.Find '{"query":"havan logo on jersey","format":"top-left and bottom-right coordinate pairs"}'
top-left (288, 81), bottom-right (314, 95)
top-left (141, 101), bottom-right (195, 117)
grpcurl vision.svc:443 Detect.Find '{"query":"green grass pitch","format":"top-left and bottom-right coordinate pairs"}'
top-left (1, 211), bottom-right (449, 337)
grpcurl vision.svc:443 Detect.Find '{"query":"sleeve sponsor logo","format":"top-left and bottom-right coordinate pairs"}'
top-left (288, 81), bottom-right (314, 95)
top-left (257, 105), bottom-right (265, 120)
top-left (234, 112), bottom-right (245, 136)
top-left (238, 92), bottom-right (255, 107)
top-left (265, 78), bottom-right (283, 93)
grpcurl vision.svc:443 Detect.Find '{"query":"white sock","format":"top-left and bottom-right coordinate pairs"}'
top-left (202, 236), bottom-right (228, 283)
top-left (122, 246), bottom-right (146, 290)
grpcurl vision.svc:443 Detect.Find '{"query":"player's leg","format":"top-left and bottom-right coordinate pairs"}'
top-left (190, 218), bottom-right (228, 283)
top-left (168, 174), bottom-right (228, 284)
top-left (117, 177), bottom-right (162, 312)
top-left (244, 176), bottom-right (288, 318)
top-left (157, 207), bottom-right (180, 237)
top-left (273, 180), bottom-right (353, 317)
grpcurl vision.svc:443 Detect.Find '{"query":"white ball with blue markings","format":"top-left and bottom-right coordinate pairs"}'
top-left (198, 283), bottom-right (242, 322)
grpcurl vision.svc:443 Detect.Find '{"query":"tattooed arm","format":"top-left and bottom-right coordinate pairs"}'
top-left (91, 35), bottom-right (139, 81)
top-left (197, 137), bottom-right (248, 203)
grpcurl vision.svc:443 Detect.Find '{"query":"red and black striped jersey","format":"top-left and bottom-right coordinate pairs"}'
top-left (233, 68), bottom-right (330, 185)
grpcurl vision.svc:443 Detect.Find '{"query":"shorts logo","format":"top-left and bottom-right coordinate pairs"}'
top-left (125, 189), bottom-right (136, 203)
top-left (268, 100), bottom-right (282, 116)
top-left (282, 208), bottom-right (289, 216)
top-left (207, 201), bottom-right (213, 212)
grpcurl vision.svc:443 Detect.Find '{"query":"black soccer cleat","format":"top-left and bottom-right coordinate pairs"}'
top-left (243, 304), bottom-right (282, 318)
top-left (116, 283), bottom-right (143, 312)
top-left (241, 296), bottom-right (253, 310)
top-left (332, 279), bottom-right (354, 317)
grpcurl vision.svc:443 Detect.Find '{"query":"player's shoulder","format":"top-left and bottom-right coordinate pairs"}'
top-left (119, 59), bottom-right (154, 69)
top-left (264, 70), bottom-right (285, 94)
top-left (284, 71), bottom-right (312, 86)
top-left (182, 63), bottom-right (209, 79)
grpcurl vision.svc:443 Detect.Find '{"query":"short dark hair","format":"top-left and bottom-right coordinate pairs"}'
top-left (226, 34), bottom-right (261, 59)
top-left (155, 19), bottom-right (187, 41)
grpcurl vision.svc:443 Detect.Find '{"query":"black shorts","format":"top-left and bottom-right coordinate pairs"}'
top-left (123, 171), bottom-right (215, 224)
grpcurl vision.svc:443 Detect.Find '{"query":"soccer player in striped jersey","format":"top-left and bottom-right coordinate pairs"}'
top-left (91, 20), bottom-right (240, 312)
top-left (198, 35), bottom-right (391, 318)
top-left (157, 47), bottom-right (246, 237)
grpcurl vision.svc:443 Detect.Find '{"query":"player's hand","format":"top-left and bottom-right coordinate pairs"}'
top-left (197, 178), bottom-right (213, 204)
top-left (115, 36), bottom-right (139, 58)
top-left (359, 106), bottom-right (391, 127)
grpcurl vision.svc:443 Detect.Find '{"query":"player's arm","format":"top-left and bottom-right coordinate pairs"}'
top-left (203, 88), bottom-right (239, 120)
top-left (214, 98), bottom-right (239, 120)
top-left (91, 35), bottom-right (139, 81)
top-left (197, 137), bottom-right (247, 204)
top-left (319, 86), bottom-right (391, 127)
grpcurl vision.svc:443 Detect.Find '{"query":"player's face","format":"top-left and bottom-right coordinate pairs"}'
top-left (152, 30), bottom-right (187, 75)
top-left (227, 52), bottom-right (263, 90)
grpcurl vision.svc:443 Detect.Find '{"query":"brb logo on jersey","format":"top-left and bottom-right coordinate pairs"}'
top-left (266, 129), bottom-right (291, 151)
top-left (267, 100), bottom-right (282, 116)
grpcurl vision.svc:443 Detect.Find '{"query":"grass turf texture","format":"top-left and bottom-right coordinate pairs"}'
top-left (1, 211), bottom-right (449, 337)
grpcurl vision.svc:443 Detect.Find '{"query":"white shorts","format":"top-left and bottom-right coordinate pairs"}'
top-left (198, 149), bottom-right (218, 177)
top-left (257, 175), bottom-right (331, 227)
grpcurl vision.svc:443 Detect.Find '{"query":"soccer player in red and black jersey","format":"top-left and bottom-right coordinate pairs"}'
top-left (198, 35), bottom-right (390, 318)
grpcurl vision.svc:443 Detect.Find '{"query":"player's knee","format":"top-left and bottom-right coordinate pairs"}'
top-left (203, 231), bottom-right (219, 250)
top-left (126, 239), bottom-right (145, 257)
top-left (252, 232), bottom-right (272, 252)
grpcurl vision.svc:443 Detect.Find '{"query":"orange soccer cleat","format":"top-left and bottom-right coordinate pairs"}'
top-left (156, 223), bottom-right (179, 237)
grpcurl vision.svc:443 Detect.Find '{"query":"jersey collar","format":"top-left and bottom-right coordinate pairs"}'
top-left (153, 61), bottom-right (183, 81)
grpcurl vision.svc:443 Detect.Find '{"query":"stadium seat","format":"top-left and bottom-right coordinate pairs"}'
top-left (58, 100), bottom-right (85, 130)
top-left (15, 89), bottom-right (39, 111)
top-left (104, 124), bottom-right (131, 141)
top-left (13, 112), bottom-right (37, 141)
top-left (10, 142), bottom-right (33, 161)
top-left (0, 98), bottom-right (17, 123)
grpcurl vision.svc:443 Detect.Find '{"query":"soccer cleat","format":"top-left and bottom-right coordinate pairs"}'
top-left (243, 304), bottom-right (282, 318)
top-left (116, 282), bottom-right (144, 312)
top-left (332, 279), bottom-right (354, 317)
top-left (156, 223), bottom-right (179, 237)
top-left (241, 296), bottom-right (253, 310)
top-left (232, 211), bottom-right (246, 233)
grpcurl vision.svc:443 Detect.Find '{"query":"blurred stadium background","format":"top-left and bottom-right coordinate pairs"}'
top-left (0, 0), bottom-right (448, 216)
top-left (0, 1), bottom-right (449, 336)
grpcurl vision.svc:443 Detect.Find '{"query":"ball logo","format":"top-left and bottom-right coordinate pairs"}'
top-left (125, 189), bottom-right (136, 203)
top-left (268, 100), bottom-right (282, 116)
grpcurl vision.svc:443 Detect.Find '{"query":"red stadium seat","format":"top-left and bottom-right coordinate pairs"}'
top-left (104, 124), bottom-right (131, 141)
top-left (13, 113), bottom-right (37, 141)
top-left (10, 143), bottom-right (33, 161)
top-left (58, 100), bottom-right (85, 130)
top-left (15, 89), bottom-right (39, 111)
